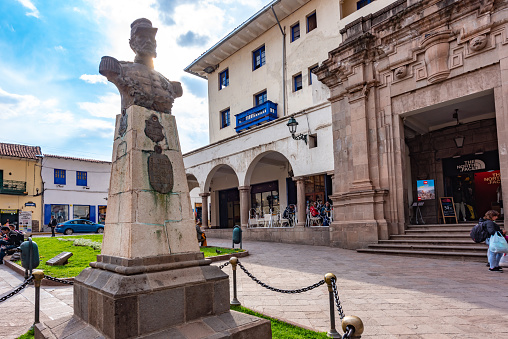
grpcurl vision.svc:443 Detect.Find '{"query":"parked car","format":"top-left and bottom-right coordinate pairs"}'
top-left (55, 219), bottom-right (104, 235)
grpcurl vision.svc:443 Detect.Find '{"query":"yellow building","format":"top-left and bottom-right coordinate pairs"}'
top-left (0, 143), bottom-right (43, 231)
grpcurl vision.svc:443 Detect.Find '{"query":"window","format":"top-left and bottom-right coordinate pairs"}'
top-left (219, 69), bottom-right (229, 89)
top-left (293, 73), bottom-right (303, 91)
top-left (251, 181), bottom-right (279, 215)
top-left (307, 12), bottom-right (317, 32)
top-left (253, 46), bottom-right (265, 70)
top-left (73, 205), bottom-right (90, 219)
top-left (291, 23), bottom-right (300, 42)
top-left (221, 108), bottom-right (230, 128)
top-left (50, 204), bottom-right (69, 224)
top-left (255, 91), bottom-right (267, 106)
top-left (54, 169), bottom-right (66, 185)
top-left (76, 171), bottom-right (87, 186)
top-left (357, 0), bottom-right (374, 10)
top-left (309, 65), bottom-right (319, 85)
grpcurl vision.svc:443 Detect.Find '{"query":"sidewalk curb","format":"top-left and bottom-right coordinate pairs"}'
top-left (4, 260), bottom-right (75, 286)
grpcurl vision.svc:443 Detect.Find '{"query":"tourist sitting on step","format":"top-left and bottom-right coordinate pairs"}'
top-left (0, 226), bottom-right (19, 265)
top-left (196, 224), bottom-right (207, 247)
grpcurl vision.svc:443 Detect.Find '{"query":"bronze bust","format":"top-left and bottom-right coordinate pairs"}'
top-left (99, 18), bottom-right (182, 114)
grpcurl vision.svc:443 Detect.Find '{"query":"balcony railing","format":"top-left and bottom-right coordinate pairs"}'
top-left (235, 101), bottom-right (278, 133)
top-left (0, 180), bottom-right (27, 195)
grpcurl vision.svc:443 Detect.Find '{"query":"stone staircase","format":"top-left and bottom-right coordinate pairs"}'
top-left (356, 222), bottom-right (504, 262)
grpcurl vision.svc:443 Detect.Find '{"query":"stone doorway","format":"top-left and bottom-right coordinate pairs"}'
top-left (403, 90), bottom-right (498, 224)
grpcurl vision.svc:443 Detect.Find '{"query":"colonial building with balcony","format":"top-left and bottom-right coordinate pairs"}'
top-left (183, 0), bottom-right (397, 245)
top-left (0, 143), bottom-right (43, 231)
top-left (40, 155), bottom-right (111, 228)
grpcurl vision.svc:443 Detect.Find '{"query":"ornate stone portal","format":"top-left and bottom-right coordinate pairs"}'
top-left (35, 18), bottom-right (270, 339)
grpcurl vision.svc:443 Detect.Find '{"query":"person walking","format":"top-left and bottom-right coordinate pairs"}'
top-left (49, 215), bottom-right (57, 237)
top-left (483, 210), bottom-right (506, 272)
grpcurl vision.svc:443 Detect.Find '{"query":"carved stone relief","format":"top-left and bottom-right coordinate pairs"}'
top-left (148, 145), bottom-right (174, 194)
top-left (394, 66), bottom-right (407, 80)
top-left (470, 35), bottom-right (488, 52)
top-left (420, 31), bottom-right (452, 84)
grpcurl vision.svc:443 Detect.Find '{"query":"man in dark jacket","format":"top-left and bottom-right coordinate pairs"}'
top-left (0, 226), bottom-right (17, 264)
top-left (49, 215), bottom-right (57, 237)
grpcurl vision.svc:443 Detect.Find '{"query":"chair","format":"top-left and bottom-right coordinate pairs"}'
top-left (308, 212), bottom-right (322, 226)
top-left (248, 208), bottom-right (260, 228)
top-left (263, 214), bottom-right (272, 227)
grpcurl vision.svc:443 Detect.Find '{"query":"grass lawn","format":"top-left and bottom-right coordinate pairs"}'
top-left (231, 305), bottom-right (329, 339)
top-left (21, 236), bottom-right (244, 278)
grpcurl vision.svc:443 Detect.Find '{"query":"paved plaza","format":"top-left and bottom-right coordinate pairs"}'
top-left (1, 238), bottom-right (508, 338)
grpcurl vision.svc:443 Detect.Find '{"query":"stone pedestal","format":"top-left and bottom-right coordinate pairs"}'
top-left (35, 105), bottom-right (271, 338)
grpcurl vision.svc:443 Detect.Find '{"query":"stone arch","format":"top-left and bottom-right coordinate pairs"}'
top-left (244, 150), bottom-right (294, 187)
top-left (186, 173), bottom-right (200, 191)
top-left (204, 164), bottom-right (240, 193)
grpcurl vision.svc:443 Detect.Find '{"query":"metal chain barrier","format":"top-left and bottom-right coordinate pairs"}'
top-left (218, 261), bottom-right (230, 270)
top-left (237, 261), bottom-right (325, 294)
top-left (44, 275), bottom-right (74, 285)
top-left (342, 326), bottom-right (354, 339)
top-left (331, 277), bottom-right (345, 320)
top-left (0, 276), bottom-right (34, 303)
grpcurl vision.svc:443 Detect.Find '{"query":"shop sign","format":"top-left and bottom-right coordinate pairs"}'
top-left (456, 159), bottom-right (485, 173)
top-left (25, 202), bottom-right (36, 207)
top-left (19, 211), bottom-right (32, 233)
top-left (1, 209), bottom-right (18, 214)
top-left (442, 151), bottom-right (499, 176)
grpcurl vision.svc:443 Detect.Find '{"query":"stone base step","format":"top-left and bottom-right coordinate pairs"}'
top-left (366, 243), bottom-right (487, 253)
top-left (379, 239), bottom-right (483, 246)
top-left (391, 234), bottom-right (472, 240)
top-left (356, 248), bottom-right (486, 262)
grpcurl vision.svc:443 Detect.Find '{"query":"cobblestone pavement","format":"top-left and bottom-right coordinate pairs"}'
top-left (0, 265), bottom-right (73, 339)
top-left (210, 238), bottom-right (508, 339)
top-left (1, 238), bottom-right (507, 339)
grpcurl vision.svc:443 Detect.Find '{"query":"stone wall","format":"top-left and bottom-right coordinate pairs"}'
top-left (205, 227), bottom-right (331, 247)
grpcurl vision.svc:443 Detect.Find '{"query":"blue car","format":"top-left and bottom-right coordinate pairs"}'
top-left (55, 219), bottom-right (104, 235)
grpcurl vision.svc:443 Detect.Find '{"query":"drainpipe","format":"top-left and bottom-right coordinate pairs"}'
top-left (271, 5), bottom-right (286, 116)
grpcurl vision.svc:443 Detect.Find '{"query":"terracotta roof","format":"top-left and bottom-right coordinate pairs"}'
top-left (0, 142), bottom-right (42, 160)
top-left (43, 154), bottom-right (111, 164)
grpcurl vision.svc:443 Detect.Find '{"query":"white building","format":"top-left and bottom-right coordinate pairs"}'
top-left (41, 155), bottom-right (111, 227)
top-left (183, 0), bottom-right (396, 243)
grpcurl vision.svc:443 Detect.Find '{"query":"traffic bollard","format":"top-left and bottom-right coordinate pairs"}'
top-left (230, 257), bottom-right (241, 306)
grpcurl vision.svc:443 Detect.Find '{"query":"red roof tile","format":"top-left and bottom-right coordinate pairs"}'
top-left (43, 154), bottom-right (111, 164)
top-left (0, 143), bottom-right (42, 160)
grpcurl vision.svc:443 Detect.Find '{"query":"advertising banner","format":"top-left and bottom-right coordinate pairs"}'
top-left (417, 180), bottom-right (435, 201)
top-left (19, 211), bottom-right (32, 233)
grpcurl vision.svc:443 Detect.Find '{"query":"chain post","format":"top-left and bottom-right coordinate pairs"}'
top-left (325, 273), bottom-right (340, 338)
top-left (33, 270), bottom-right (44, 324)
top-left (229, 257), bottom-right (241, 306)
top-left (341, 316), bottom-right (364, 339)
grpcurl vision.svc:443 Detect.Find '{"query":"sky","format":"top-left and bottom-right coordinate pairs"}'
top-left (0, 0), bottom-right (264, 161)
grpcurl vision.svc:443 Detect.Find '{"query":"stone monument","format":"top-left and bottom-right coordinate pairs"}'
top-left (35, 18), bottom-right (271, 338)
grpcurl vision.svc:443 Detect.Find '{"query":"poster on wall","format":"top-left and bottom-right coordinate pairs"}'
top-left (417, 180), bottom-right (435, 201)
top-left (19, 211), bottom-right (32, 233)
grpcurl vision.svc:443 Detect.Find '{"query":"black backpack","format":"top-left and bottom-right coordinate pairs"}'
top-left (470, 222), bottom-right (489, 243)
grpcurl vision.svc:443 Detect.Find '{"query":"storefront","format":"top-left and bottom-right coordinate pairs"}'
top-left (251, 181), bottom-right (279, 215)
top-left (218, 188), bottom-right (240, 228)
top-left (73, 205), bottom-right (96, 223)
top-left (1, 209), bottom-right (18, 226)
top-left (98, 205), bottom-right (107, 224)
top-left (442, 151), bottom-right (501, 220)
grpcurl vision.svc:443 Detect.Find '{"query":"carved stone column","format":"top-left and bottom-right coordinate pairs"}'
top-left (200, 192), bottom-right (210, 229)
top-left (295, 177), bottom-right (306, 228)
top-left (239, 186), bottom-right (251, 229)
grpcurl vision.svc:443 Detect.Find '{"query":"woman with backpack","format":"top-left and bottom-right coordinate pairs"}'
top-left (483, 210), bottom-right (506, 272)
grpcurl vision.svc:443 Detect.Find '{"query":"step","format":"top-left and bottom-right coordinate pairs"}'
top-left (356, 248), bottom-right (486, 262)
top-left (391, 234), bottom-right (472, 240)
top-left (366, 243), bottom-right (487, 253)
top-left (379, 239), bottom-right (483, 246)
top-left (405, 229), bottom-right (472, 235)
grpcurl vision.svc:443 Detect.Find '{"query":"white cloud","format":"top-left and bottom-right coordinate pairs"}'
top-left (78, 93), bottom-right (120, 118)
top-left (54, 45), bottom-right (66, 52)
top-left (0, 87), bottom-right (114, 158)
top-left (16, 0), bottom-right (40, 18)
top-left (80, 74), bottom-right (108, 84)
